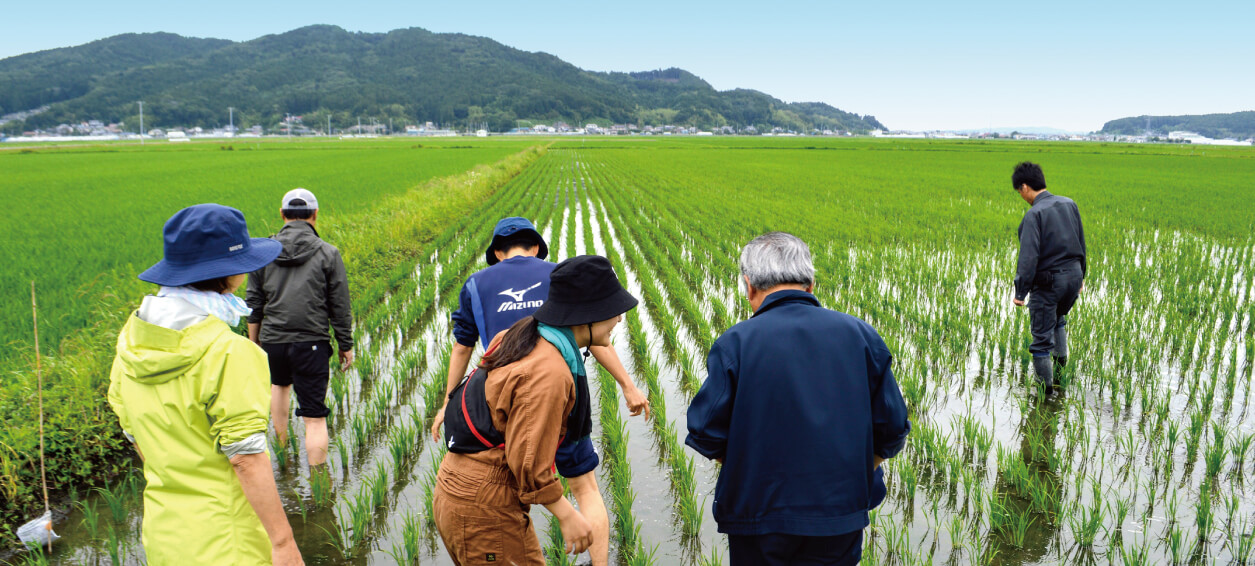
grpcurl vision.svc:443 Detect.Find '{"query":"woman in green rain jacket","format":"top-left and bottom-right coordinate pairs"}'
top-left (107, 204), bottom-right (303, 565)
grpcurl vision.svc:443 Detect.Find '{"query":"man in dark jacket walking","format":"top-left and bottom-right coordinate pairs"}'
top-left (686, 232), bottom-right (910, 566)
top-left (1011, 162), bottom-right (1086, 395)
top-left (247, 188), bottom-right (353, 469)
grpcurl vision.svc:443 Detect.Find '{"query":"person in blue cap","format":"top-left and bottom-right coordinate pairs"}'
top-left (431, 217), bottom-right (649, 566)
top-left (108, 204), bottom-right (303, 565)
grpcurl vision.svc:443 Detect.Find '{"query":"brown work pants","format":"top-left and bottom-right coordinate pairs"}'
top-left (434, 452), bottom-right (545, 566)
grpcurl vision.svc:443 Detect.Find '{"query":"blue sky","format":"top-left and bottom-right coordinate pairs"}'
top-left (3, 0), bottom-right (1252, 132)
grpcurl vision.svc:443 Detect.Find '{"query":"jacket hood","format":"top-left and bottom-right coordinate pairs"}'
top-left (274, 221), bottom-right (321, 266)
top-left (116, 313), bottom-right (225, 385)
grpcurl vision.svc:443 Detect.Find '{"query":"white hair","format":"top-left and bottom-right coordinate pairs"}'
top-left (739, 232), bottom-right (815, 290)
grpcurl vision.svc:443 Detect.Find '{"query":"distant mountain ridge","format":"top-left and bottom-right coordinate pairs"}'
top-left (0, 25), bottom-right (884, 133)
top-left (1101, 111), bottom-right (1255, 140)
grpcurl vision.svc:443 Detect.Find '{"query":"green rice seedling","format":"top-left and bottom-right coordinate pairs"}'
top-left (350, 409), bottom-right (371, 453)
top-left (1165, 488), bottom-right (1179, 526)
top-left (330, 370), bottom-right (350, 406)
top-left (1204, 440), bottom-right (1226, 477)
top-left (13, 542), bottom-right (50, 566)
top-left (332, 434), bottom-right (350, 472)
top-left (421, 369), bottom-right (447, 421)
top-left (1165, 524), bottom-right (1187, 564)
top-left (699, 545), bottom-right (725, 566)
top-left (1232, 517), bottom-right (1254, 565)
top-left (627, 543), bottom-right (661, 566)
top-left (105, 524), bottom-right (124, 566)
top-left (95, 483), bottom-right (128, 523)
top-left (76, 497), bottom-right (101, 542)
top-left (388, 420), bottom-right (420, 470)
top-left (677, 493), bottom-right (706, 539)
top-left (1119, 537), bottom-right (1149, 566)
top-left (368, 465), bottom-right (389, 510)
top-left (289, 487), bottom-right (308, 524)
top-left (270, 433), bottom-right (290, 473)
top-left (899, 457), bottom-right (919, 501)
top-left (398, 506), bottom-right (424, 564)
top-left (318, 510), bottom-right (356, 560)
top-left (1005, 505), bottom-right (1035, 549)
top-left (1196, 488), bottom-right (1214, 540)
top-left (1231, 433), bottom-right (1253, 473)
top-left (544, 510), bottom-right (576, 566)
top-left (1112, 496), bottom-right (1131, 533)
top-left (310, 464), bottom-right (333, 508)
top-left (421, 450), bottom-right (443, 533)
top-left (346, 487), bottom-right (374, 551)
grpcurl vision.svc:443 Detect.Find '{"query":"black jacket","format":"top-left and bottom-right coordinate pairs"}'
top-left (1015, 191), bottom-right (1087, 300)
top-left (246, 221), bottom-right (353, 351)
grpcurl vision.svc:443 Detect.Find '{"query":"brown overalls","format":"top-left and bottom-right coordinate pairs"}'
top-left (434, 337), bottom-right (576, 566)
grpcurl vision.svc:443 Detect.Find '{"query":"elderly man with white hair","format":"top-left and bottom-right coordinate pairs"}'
top-left (686, 231), bottom-right (911, 566)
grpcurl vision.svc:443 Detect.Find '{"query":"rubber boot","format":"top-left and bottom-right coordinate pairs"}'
top-left (1032, 356), bottom-right (1054, 396)
top-left (1053, 318), bottom-right (1068, 368)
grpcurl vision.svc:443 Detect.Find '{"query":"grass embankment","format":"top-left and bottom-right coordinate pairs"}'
top-left (0, 143), bottom-right (545, 542)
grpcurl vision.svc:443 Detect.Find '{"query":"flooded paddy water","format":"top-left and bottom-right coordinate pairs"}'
top-left (9, 143), bottom-right (1255, 566)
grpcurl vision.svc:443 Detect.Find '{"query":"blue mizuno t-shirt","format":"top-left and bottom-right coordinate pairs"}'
top-left (451, 256), bottom-right (556, 348)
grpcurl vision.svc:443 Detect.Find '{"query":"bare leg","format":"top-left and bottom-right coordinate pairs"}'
top-left (270, 385), bottom-right (292, 443)
top-left (304, 417), bottom-right (328, 467)
top-left (567, 471), bottom-right (608, 566)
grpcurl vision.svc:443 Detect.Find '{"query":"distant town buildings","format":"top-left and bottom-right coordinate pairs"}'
top-left (3, 107), bottom-right (1251, 145)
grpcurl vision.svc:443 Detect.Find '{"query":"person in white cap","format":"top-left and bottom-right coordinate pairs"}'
top-left (246, 188), bottom-right (354, 473)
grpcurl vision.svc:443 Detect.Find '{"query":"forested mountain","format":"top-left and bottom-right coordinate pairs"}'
top-left (1101, 111), bottom-right (1255, 140)
top-left (0, 25), bottom-right (884, 133)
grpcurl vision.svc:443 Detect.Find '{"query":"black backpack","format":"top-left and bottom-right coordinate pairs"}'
top-left (444, 365), bottom-right (505, 453)
top-left (443, 353), bottom-right (593, 455)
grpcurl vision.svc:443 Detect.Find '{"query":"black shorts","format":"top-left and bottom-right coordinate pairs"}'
top-left (262, 340), bottom-right (332, 418)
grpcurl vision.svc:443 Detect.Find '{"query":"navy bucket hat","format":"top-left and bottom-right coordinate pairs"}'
top-left (485, 216), bottom-right (548, 266)
top-left (138, 204), bottom-right (282, 286)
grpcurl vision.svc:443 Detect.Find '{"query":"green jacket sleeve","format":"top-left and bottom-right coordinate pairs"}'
top-left (205, 337), bottom-right (271, 451)
top-left (107, 355), bottom-right (132, 436)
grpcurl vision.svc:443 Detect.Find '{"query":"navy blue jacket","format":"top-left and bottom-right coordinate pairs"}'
top-left (685, 290), bottom-right (910, 536)
top-left (452, 256), bottom-right (555, 348)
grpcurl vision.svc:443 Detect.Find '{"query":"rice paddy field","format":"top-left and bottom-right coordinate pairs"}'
top-left (3, 136), bottom-right (1254, 565)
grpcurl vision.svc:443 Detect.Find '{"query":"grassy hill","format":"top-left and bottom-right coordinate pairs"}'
top-left (1101, 111), bottom-right (1255, 140)
top-left (0, 25), bottom-right (884, 133)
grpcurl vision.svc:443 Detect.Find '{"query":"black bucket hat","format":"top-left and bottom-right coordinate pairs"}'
top-left (485, 217), bottom-right (548, 266)
top-left (533, 255), bottom-right (638, 327)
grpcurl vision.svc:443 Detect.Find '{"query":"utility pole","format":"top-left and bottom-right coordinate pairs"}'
top-left (138, 101), bottom-right (144, 145)
top-left (358, 116), bottom-right (361, 136)
top-left (327, 114), bottom-right (331, 137)
top-left (389, 117), bottom-right (393, 136)
top-left (286, 113), bottom-right (291, 140)
top-left (228, 107), bottom-right (234, 134)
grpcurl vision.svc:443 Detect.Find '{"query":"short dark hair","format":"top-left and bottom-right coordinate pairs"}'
top-left (1012, 162), bottom-right (1047, 191)
top-left (282, 206), bottom-right (314, 220)
top-left (188, 276), bottom-right (233, 294)
top-left (494, 232), bottom-right (540, 253)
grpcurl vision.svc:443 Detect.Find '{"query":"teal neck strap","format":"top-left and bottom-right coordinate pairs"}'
top-left (537, 323), bottom-right (585, 377)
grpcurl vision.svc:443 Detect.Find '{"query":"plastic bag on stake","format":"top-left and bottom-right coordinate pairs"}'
top-left (16, 510), bottom-right (59, 547)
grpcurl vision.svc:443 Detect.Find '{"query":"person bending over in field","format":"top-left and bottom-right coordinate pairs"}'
top-left (430, 217), bottom-right (649, 566)
top-left (434, 255), bottom-right (638, 565)
top-left (686, 232), bottom-right (910, 566)
top-left (246, 188), bottom-right (354, 472)
top-left (1011, 162), bottom-right (1086, 395)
